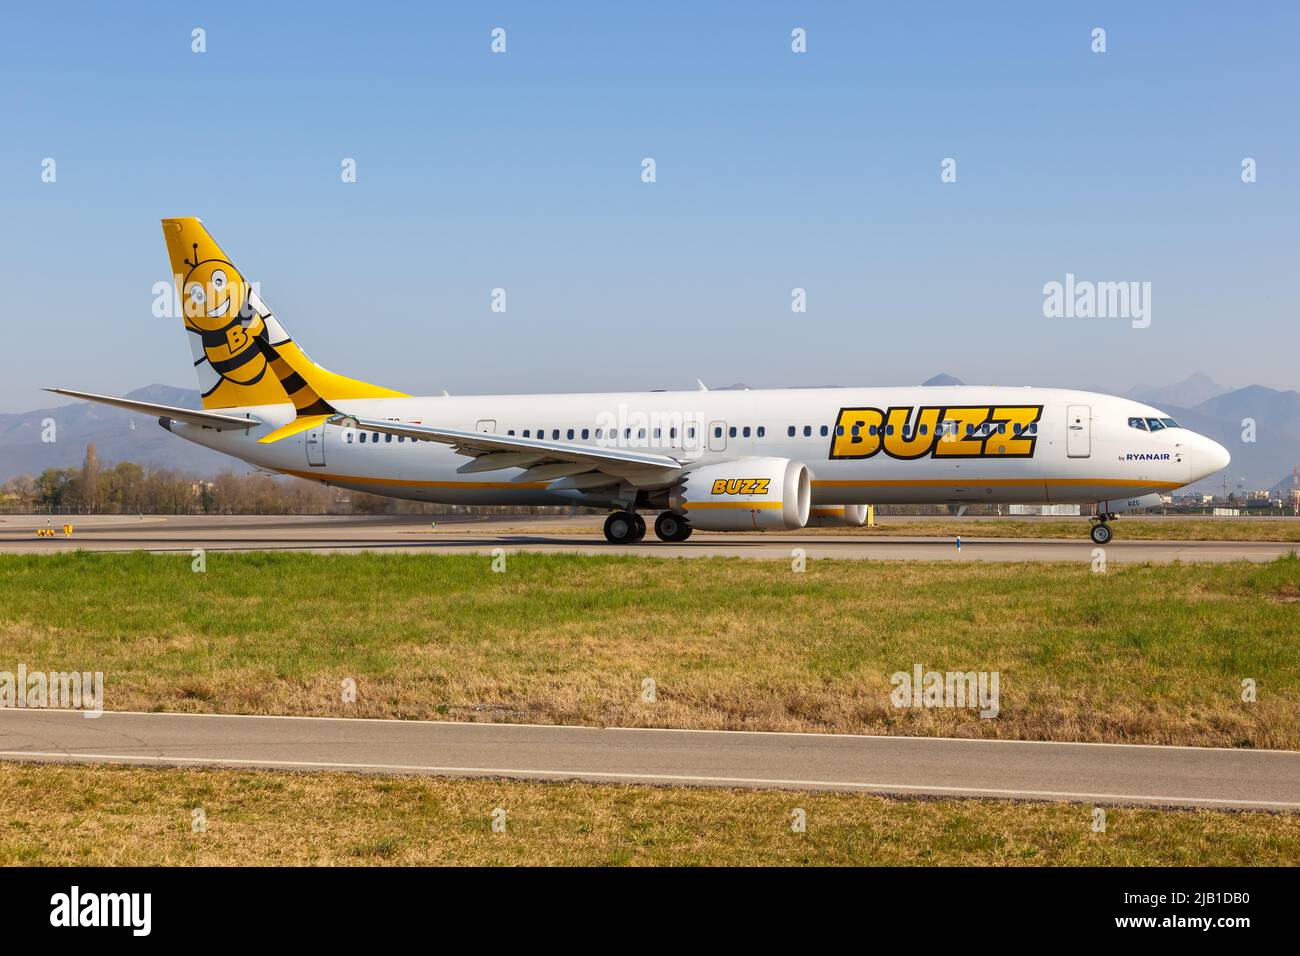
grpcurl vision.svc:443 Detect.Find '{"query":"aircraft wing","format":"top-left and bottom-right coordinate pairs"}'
top-left (44, 388), bottom-right (261, 430)
top-left (339, 416), bottom-right (685, 487)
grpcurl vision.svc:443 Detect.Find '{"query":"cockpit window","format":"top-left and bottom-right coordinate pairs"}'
top-left (1128, 417), bottom-right (1148, 431)
top-left (1160, 418), bottom-right (1179, 429)
top-left (1145, 417), bottom-right (1166, 431)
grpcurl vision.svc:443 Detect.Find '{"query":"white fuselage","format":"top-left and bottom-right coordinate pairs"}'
top-left (167, 385), bottom-right (1229, 510)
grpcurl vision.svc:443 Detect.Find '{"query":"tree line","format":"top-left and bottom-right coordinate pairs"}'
top-left (0, 443), bottom-right (580, 516)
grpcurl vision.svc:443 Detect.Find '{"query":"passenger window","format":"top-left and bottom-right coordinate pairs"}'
top-left (886, 424), bottom-right (895, 436)
top-left (670, 427), bottom-right (678, 439)
top-left (523, 430), bottom-right (531, 437)
top-left (803, 425), bottom-right (811, 437)
top-left (398, 435), bottom-right (404, 442)
top-left (582, 428), bottom-right (589, 440)
top-left (919, 424), bottom-right (928, 435)
top-left (742, 426), bottom-right (751, 438)
top-left (757, 426), bottom-right (765, 438)
top-left (507, 429), bottom-right (515, 436)
top-left (820, 425), bottom-right (829, 437)
top-left (835, 425), bottom-right (844, 436)
top-left (787, 426), bottom-right (796, 437)
top-left (372, 432), bottom-right (380, 442)
top-left (385, 434), bottom-right (392, 443)
top-left (729, 427), bottom-right (737, 438)
top-left (688, 426), bottom-right (696, 438)
top-left (357, 433), bottom-right (364, 443)
top-left (714, 426), bottom-right (722, 438)
top-left (567, 429), bottom-right (574, 440)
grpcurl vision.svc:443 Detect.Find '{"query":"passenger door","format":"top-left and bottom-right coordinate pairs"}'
top-left (1066, 405), bottom-right (1091, 458)
top-left (305, 424), bottom-right (326, 466)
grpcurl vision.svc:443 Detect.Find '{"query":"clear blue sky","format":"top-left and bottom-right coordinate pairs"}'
top-left (1, 1), bottom-right (1296, 411)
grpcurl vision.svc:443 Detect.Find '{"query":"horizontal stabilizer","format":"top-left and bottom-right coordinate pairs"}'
top-left (45, 388), bottom-right (260, 430)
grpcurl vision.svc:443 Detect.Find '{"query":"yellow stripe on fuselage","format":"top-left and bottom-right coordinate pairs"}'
top-left (812, 478), bottom-right (1182, 489)
top-left (684, 501), bottom-right (785, 510)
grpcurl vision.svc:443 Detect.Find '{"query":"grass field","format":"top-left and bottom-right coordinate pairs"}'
top-left (845, 518), bottom-right (1300, 541)
top-left (1, 762), bottom-right (1294, 866)
top-left (1, 552), bottom-right (1297, 747)
top-left (425, 517), bottom-right (1300, 542)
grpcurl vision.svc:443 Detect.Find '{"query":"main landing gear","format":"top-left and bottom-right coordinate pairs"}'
top-left (603, 511), bottom-right (645, 544)
top-left (1089, 517), bottom-right (1114, 545)
top-left (653, 511), bottom-right (692, 542)
top-left (602, 511), bottom-right (692, 543)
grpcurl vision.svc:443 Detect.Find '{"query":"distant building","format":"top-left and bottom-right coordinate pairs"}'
top-left (1009, 504), bottom-right (1081, 516)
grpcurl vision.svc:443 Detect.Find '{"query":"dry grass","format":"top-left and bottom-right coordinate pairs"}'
top-left (421, 517), bottom-right (1300, 542)
top-left (0, 552), bottom-right (1297, 747)
top-left (0, 762), bottom-right (1294, 866)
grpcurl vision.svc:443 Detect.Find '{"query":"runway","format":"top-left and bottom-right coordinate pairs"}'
top-left (0, 514), bottom-right (1294, 562)
top-left (1, 710), bottom-right (1296, 810)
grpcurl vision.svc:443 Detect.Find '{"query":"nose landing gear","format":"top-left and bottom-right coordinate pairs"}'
top-left (1089, 518), bottom-right (1113, 545)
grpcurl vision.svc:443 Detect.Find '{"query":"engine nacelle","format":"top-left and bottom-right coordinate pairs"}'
top-left (806, 504), bottom-right (869, 528)
top-left (669, 457), bottom-right (812, 531)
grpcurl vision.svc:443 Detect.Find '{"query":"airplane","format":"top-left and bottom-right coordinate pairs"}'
top-left (49, 217), bottom-right (1231, 546)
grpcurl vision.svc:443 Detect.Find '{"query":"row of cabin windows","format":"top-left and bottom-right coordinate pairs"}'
top-left (507, 426), bottom-right (699, 441)
top-left (347, 432), bottom-right (411, 444)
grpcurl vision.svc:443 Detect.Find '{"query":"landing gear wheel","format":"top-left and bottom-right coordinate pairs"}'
top-left (604, 511), bottom-right (638, 544)
top-left (629, 513), bottom-right (647, 542)
top-left (654, 512), bottom-right (692, 542)
top-left (1090, 522), bottom-right (1112, 545)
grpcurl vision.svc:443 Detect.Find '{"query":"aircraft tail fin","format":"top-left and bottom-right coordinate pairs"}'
top-left (161, 217), bottom-right (407, 410)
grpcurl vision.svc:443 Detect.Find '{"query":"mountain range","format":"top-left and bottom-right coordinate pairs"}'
top-left (0, 385), bottom-right (252, 482)
top-left (2, 375), bottom-right (1295, 493)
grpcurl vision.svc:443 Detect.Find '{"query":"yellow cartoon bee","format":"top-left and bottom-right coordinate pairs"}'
top-left (180, 242), bottom-right (268, 392)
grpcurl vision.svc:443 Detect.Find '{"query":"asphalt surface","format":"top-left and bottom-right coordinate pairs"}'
top-left (0, 514), bottom-right (1294, 562)
top-left (1, 710), bottom-right (1297, 810)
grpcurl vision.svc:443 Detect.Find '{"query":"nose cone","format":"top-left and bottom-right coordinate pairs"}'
top-left (1190, 434), bottom-right (1231, 481)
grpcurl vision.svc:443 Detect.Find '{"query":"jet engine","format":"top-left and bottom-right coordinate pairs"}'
top-left (669, 457), bottom-right (811, 531)
top-left (806, 504), bottom-right (869, 528)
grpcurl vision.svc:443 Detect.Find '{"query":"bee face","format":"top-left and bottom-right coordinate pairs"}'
top-left (182, 255), bottom-right (268, 389)
top-left (183, 258), bottom-right (246, 331)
